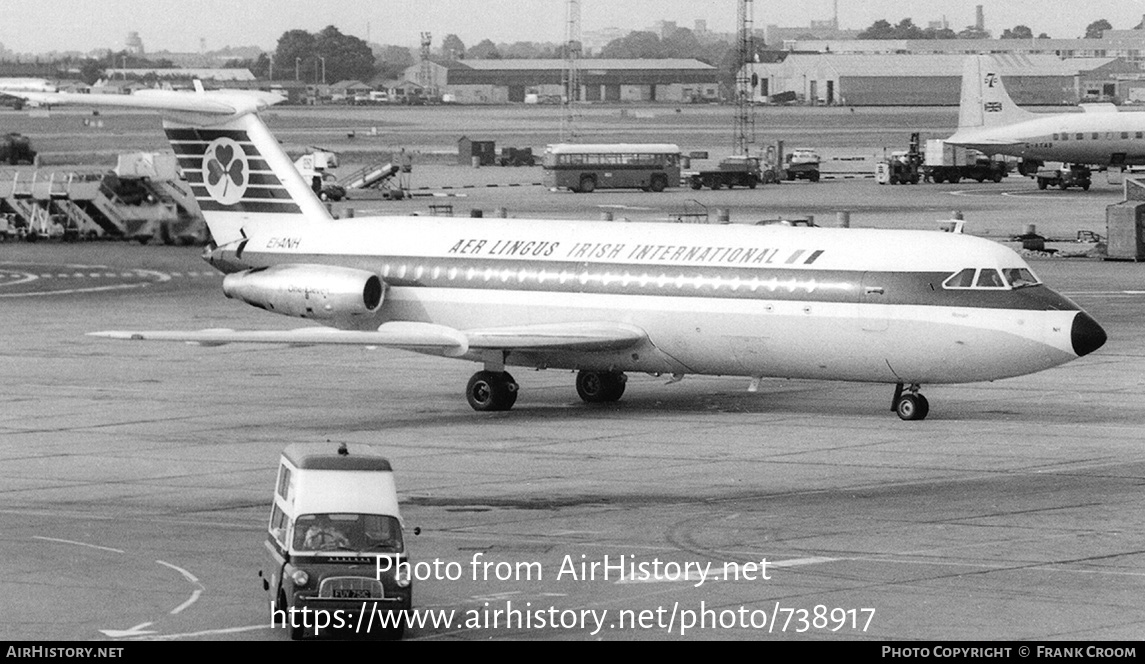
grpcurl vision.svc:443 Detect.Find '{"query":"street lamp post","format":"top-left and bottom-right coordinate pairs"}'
top-left (295, 57), bottom-right (301, 81)
top-left (318, 56), bottom-right (326, 85)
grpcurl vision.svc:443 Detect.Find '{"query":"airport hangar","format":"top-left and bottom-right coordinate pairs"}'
top-left (746, 52), bottom-right (1140, 106)
top-left (404, 58), bottom-right (721, 104)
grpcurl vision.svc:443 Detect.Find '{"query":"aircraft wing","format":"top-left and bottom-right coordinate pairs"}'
top-left (0, 88), bottom-right (284, 116)
top-left (89, 322), bottom-right (470, 355)
top-left (945, 134), bottom-right (1023, 148)
top-left (88, 321), bottom-right (647, 355)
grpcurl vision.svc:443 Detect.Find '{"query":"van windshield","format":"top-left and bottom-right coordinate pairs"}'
top-left (293, 513), bottom-right (403, 553)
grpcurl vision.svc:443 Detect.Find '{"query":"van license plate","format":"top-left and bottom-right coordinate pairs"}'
top-left (333, 589), bottom-right (374, 598)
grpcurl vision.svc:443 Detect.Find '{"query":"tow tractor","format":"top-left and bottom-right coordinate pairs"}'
top-left (1035, 164), bottom-right (1092, 191)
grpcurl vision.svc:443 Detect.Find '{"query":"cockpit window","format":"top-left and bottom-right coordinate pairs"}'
top-left (1002, 267), bottom-right (1040, 288)
top-left (943, 268), bottom-right (976, 289)
top-left (944, 267), bottom-right (1037, 290)
top-left (976, 269), bottom-right (1004, 288)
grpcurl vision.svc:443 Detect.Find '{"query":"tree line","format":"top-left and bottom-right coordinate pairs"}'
top-left (35, 17), bottom-right (1145, 87)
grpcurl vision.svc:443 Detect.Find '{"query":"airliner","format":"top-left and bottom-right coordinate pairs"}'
top-left (2, 85), bottom-right (1106, 420)
top-left (947, 55), bottom-right (1145, 182)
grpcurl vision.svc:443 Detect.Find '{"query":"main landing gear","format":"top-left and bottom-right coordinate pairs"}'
top-left (466, 370), bottom-right (518, 411)
top-left (892, 382), bottom-right (929, 421)
top-left (464, 369), bottom-right (629, 411)
top-left (575, 370), bottom-right (627, 403)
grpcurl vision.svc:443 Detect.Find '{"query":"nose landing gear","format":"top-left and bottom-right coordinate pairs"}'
top-left (892, 382), bottom-right (930, 421)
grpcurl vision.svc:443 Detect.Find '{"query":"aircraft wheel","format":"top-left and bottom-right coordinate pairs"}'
top-left (466, 371), bottom-right (518, 411)
top-left (1082, 182), bottom-right (1091, 191)
top-left (1037, 179), bottom-right (1048, 190)
top-left (895, 393), bottom-right (929, 421)
top-left (576, 370), bottom-right (626, 403)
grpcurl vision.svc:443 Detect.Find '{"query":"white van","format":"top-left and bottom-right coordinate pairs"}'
top-left (259, 443), bottom-right (411, 639)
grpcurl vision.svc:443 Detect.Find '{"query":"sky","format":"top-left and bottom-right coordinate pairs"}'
top-left (3, 0), bottom-right (1145, 55)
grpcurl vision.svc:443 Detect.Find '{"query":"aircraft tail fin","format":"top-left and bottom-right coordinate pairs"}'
top-left (0, 86), bottom-right (331, 245)
top-left (163, 109), bottom-right (333, 245)
top-left (957, 55), bottom-right (1035, 132)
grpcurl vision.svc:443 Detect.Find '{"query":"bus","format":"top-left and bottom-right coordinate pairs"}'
top-left (543, 143), bottom-right (681, 193)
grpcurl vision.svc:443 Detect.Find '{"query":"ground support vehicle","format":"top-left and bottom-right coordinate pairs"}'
top-left (876, 152), bottom-right (921, 184)
top-left (0, 132), bottom-right (36, 165)
top-left (1035, 164), bottom-right (1092, 191)
top-left (498, 147), bottom-right (535, 167)
top-left (260, 443), bottom-right (412, 640)
top-left (876, 133), bottom-right (922, 185)
top-left (782, 148), bottom-right (820, 182)
top-left (544, 143), bottom-right (680, 193)
top-left (688, 156), bottom-right (764, 190)
top-left (924, 139), bottom-right (1007, 183)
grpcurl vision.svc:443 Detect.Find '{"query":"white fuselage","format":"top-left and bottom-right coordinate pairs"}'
top-left (952, 110), bottom-right (1145, 166)
top-left (216, 215), bottom-right (1087, 386)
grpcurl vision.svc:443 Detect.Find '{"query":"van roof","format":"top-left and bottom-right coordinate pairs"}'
top-left (282, 443), bottom-right (393, 472)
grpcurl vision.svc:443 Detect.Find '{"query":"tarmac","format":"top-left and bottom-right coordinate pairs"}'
top-left (1, 174), bottom-right (1144, 642)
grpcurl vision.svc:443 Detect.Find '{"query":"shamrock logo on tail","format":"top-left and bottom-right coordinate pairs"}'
top-left (202, 138), bottom-right (248, 205)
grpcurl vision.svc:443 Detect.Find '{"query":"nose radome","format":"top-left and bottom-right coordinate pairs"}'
top-left (1071, 312), bottom-right (1107, 357)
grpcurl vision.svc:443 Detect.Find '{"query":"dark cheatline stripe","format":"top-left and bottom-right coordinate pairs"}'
top-left (237, 252), bottom-right (1080, 312)
top-left (188, 184), bottom-right (292, 200)
top-left (165, 128), bottom-right (251, 142)
top-left (237, 187), bottom-right (295, 200)
top-left (197, 199), bottom-right (301, 213)
top-left (169, 142), bottom-right (265, 159)
top-left (176, 156), bottom-right (272, 172)
top-left (804, 250), bottom-right (824, 264)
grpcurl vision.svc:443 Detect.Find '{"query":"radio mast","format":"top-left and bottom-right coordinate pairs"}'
top-left (733, 0), bottom-right (756, 156)
top-left (560, 0), bottom-right (582, 142)
top-left (419, 32), bottom-right (434, 98)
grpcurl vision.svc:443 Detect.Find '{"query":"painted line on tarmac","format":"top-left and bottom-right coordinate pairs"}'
top-left (616, 556), bottom-right (839, 584)
top-left (0, 282), bottom-right (152, 297)
top-left (32, 535), bottom-right (125, 554)
top-left (129, 624), bottom-right (270, 640)
top-left (156, 560), bottom-right (205, 615)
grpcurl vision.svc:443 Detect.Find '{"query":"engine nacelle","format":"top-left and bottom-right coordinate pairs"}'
top-left (222, 264), bottom-right (383, 321)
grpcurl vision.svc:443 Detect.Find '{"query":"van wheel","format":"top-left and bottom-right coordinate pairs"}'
top-left (280, 591), bottom-right (305, 640)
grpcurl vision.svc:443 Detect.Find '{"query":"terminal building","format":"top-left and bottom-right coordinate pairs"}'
top-left (746, 53), bottom-right (1141, 106)
top-left (404, 58), bottom-right (720, 104)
